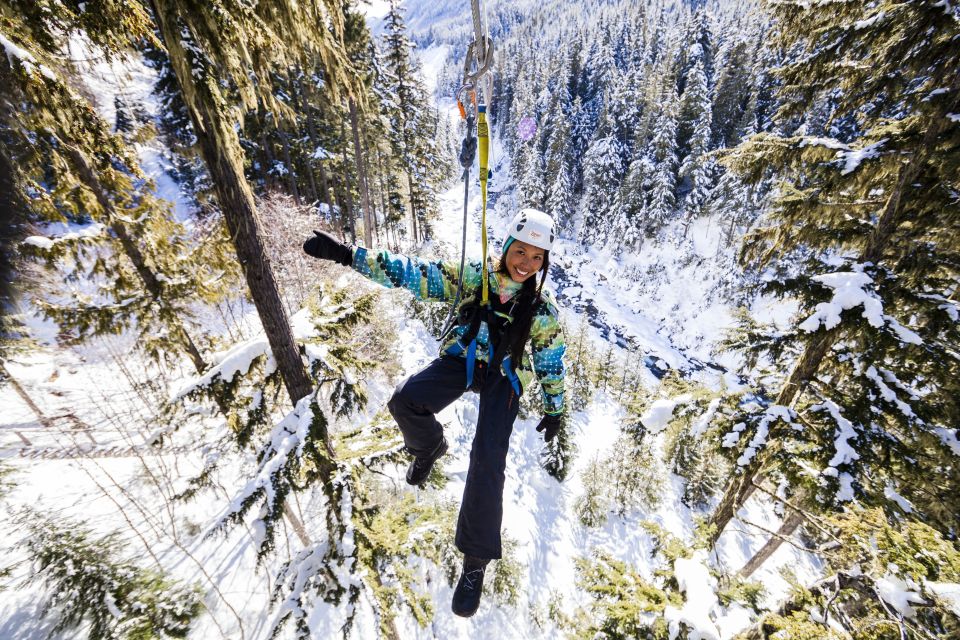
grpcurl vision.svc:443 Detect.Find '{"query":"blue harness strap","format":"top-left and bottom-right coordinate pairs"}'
top-left (501, 355), bottom-right (522, 395)
top-left (465, 335), bottom-right (478, 388)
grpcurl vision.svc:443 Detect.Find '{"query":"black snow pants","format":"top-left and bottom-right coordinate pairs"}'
top-left (387, 355), bottom-right (520, 559)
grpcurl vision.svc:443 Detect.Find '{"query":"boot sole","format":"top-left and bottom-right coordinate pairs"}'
top-left (406, 439), bottom-right (448, 486)
top-left (451, 603), bottom-right (479, 618)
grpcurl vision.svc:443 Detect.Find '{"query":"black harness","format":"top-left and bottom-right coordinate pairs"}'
top-left (444, 288), bottom-right (536, 391)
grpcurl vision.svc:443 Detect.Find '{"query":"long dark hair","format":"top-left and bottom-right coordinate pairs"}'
top-left (495, 249), bottom-right (551, 366)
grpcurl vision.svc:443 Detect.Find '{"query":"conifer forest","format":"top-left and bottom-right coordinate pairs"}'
top-left (2, 0), bottom-right (959, 638)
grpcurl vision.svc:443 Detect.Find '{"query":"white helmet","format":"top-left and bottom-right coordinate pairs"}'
top-left (503, 208), bottom-right (556, 252)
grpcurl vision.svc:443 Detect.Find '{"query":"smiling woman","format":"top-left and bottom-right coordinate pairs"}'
top-left (502, 239), bottom-right (544, 283)
top-left (302, 207), bottom-right (567, 617)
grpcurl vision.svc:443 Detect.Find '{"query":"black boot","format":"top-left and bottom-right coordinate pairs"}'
top-left (405, 437), bottom-right (448, 486)
top-left (451, 554), bottom-right (489, 618)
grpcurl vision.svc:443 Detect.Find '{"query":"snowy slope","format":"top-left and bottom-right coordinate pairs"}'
top-left (0, 7), bottom-right (819, 640)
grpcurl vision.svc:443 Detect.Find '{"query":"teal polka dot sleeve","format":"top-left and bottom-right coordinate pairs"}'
top-left (352, 247), bottom-right (482, 302)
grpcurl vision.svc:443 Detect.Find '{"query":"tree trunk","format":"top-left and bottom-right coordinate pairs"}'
top-left (708, 69), bottom-right (960, 550)
top-left (257, 107), bottom-right (277, 191)
top-left (279, 125), bottom-right (301, 205)
top-left (338, 118), bottom-right (356, 243)
top-left (66, 146), bottom-right (208, 373)
top-left (739, 507), bottom-right (805, 578)
top-left (360, 119), bottom-right (381, 244)
top-left (374, 144), bottom-right (393, 248)
top-left (288, 72), bottom-right (318, 204)
top-left (349, 99), bottom-right (373, 247)
top-left (406, 171), bottom-right (418, 243)
top-left (1, 361), bottom-right (55, 429)
top-left (282, 501), bottom-right (312, 546)
top-left (152, 1), bottom-right (314, 405)
top-left (297, 72), bottom-right (330, 209)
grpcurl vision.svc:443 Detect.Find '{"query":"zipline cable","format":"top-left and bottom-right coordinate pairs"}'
top-left (441, 0), bottom-right (497, 386)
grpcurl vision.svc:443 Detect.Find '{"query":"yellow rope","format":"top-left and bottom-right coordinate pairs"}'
top-left (478, 107), bottom-right (490, 305)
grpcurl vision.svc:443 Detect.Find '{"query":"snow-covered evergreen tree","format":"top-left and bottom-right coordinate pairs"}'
top-left (579, 130), bottom-right (624, 244)
top-left (678, 57), bottom-right (714, 225)
top-left (644, 86), bottom-right (679, 235)
top-left (16, 509), bottom-right (203, 639)
top-left (381, 0), bottom-right (446, 243)
top-left (711, 0), bottom-right (960, 549)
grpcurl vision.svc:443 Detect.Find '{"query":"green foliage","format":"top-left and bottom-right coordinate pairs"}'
top-left (304, 285), bottom-right (381, 416)
top-left (563, 318), bottom-right (599, 411)
top-left (570, 550), bottom-right (678, 640)
top-left (753, 611), bottom-right (843, 640)
top-left (717, 0), bottom-right (960, 535)
top-left (575, 455), bottom-right (609, 527)
top-left (16, 509), bottom-right (203, 640)
top-left (592, 342), bottom-right (617, 394)
top-left (639, 521), bottom-right (693, 567)
top-left (655, 375), bottom-right (737, 508)
top-left (716, 574), bottom-right (766, 613)
top-left (749, 507), bottom-right (960, 639)
top-left (1, 5), bottom-right (241, 370)
top-left (823, 508), bottom-right (960, 585)
top-left (577, 435), bottom-right (664, 528)
top-left (488, 538), bottom-right (524, 608)
top-left (0, 460), bottom-right (15, 501)
top-left (174, 280), bottom-right (381, 501)
top-left (408, 294), bottom-right (454, 340)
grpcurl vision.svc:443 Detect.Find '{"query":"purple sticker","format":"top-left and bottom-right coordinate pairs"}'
top-left (517, 116), bottom-right (537, 141)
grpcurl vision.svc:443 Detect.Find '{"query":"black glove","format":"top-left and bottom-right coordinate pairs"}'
top-left (536, 414), bottom-right (564, 443)
top-left (303, 230), bottom-right (353, 266)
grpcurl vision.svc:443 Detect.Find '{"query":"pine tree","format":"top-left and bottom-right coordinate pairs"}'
top-left (544, 63), bottom-right (575, 225)
top-left (709, 1), bottom-right (960, 557)
top-left (711, 32), bottom-right (758, 148)
top-left (149, 0), bottom-right (361, 404)
top-left (380, 0), bottom-right (444, 244)
top-left (16, 509), bottom-right (203, 640)
top-left (579, 128), bottom-right (625, 245)
top-left (678, 57), bottom-right (714, 227)
top-left (518, 142), bottom-right (546, 210)
top-left (644, 86), bottom-right (679, 235)
top-left (0, 2), bottom-right (239, 373)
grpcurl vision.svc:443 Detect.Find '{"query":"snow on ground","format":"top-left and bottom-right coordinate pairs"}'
top-left (417, 44), bottom-right (451, 96)
top-left (0, 16), bottom-right (812, 640)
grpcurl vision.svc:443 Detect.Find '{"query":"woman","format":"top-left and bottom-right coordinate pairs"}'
top-left (303, 208), bottom-right (566, 618)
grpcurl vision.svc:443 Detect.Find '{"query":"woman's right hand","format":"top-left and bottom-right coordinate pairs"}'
top-left (303, 230), bottom-right (353, 266)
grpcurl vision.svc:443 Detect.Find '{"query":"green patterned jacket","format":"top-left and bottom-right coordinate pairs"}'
top-left (352, 247), bottom-right (566, 415)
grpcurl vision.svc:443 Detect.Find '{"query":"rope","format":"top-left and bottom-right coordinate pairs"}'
top-left (446, 0), bottom-right (494, 342)
top-left (478, 105), bottom-right (490, 305)
top-left (439, 117), bottom-right (476, 339)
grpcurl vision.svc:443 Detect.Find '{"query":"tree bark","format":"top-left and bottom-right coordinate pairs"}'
top-left (338, 117), bottom-right (356, 242)
top-left (739, 507), bottom-right (805, 578)
top-left (151, 1), bottom-right (314, 405)
top-left (349, 99), bottom-right (374, 247)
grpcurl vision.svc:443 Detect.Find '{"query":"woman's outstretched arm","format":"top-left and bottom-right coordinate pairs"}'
top-left (352, 246), bottom-right (483, 304)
